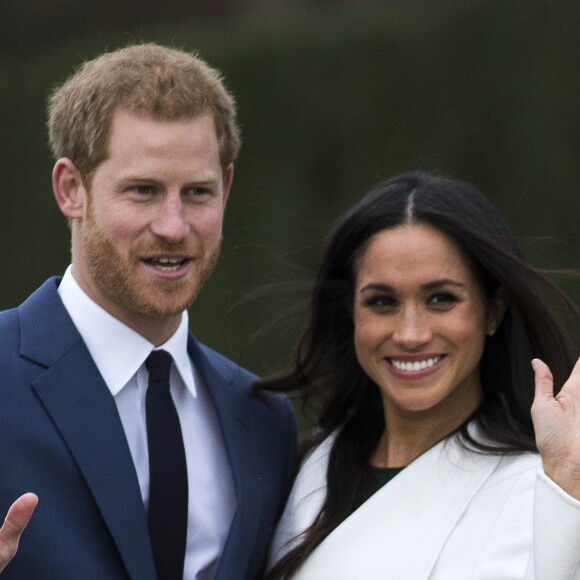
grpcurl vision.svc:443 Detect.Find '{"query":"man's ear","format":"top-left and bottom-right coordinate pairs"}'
top-left (487, 285), bottom-right (509, 336)
top-left (222, 163), bottom-right (234, 206)
top-left (52, 158), bottom-right (86, 219)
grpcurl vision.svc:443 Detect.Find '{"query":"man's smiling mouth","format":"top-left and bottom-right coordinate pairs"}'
top-left (144, 257), bottom-right (191, 271)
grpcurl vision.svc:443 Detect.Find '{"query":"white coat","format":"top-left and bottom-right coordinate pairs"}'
top-left (269, 430), bottom-right (580, 579)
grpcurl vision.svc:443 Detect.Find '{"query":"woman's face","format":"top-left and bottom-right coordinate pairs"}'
top-left (353, 223), bottom-right (504, 421)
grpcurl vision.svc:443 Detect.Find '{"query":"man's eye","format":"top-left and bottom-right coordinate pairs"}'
top-left (134, 185), bottom-right (153, 195)
top-left (187, 187), bottom-right (210, 196)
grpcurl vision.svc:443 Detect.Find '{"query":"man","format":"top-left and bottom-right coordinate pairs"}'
top-left (0, 44), bottom-right (296, 579)
top-left (0, 494), bottom-right (37, 573)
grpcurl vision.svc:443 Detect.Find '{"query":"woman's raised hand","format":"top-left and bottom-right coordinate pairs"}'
top-left (532, 357), bottom-right (580, 499)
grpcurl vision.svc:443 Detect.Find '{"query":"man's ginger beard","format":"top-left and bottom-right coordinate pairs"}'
top-left (81, 201), bottom-right (220, 320)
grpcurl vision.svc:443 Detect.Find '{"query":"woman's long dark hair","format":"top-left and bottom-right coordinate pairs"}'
top-left (258, 172), bottom-right (579, 579)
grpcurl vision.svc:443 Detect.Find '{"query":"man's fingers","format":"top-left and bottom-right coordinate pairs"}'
top-left (0, 493), bottom-right (38, 572)
top-left (3, 493), bottom-right (38, 533)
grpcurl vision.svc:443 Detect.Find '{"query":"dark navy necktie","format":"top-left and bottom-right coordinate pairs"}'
top-left (146, 350), bottom-right (188, 580)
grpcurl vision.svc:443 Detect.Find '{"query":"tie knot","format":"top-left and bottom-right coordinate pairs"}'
top-left (146, 350), bottom-right (173, 385)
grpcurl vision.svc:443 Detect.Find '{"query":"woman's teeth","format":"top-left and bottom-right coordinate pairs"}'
top-left (390, 356), bottom-right (443, 372)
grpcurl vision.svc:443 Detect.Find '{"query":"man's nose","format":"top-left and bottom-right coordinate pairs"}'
top-left (150, 195), bottom-right (190, 243)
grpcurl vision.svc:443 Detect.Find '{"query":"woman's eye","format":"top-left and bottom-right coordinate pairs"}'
top-left (428, 293), bottom-right (458, 307)
top-left (363, 296), bottom-right (396, 309)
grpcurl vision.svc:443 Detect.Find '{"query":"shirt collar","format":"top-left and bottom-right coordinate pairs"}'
top-left (58, 265), bottom-right (197, 397)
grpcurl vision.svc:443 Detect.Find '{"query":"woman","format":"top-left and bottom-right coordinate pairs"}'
top-left (260, 172), bottom-right (580, 579)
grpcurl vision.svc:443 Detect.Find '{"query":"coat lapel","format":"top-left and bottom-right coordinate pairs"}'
top-left (19, 279), bottom-right (156, 580)
top-left (188, 337), bottom-right (262, 579)
top-left (295, 435), bottom-right (502, 579)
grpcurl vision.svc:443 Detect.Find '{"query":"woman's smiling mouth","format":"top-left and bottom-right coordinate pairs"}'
top-left (388, 356), bottom-right (444, 372)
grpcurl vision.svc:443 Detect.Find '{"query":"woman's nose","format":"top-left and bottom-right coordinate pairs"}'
top-left (391, 307), bottom-right (432, 348)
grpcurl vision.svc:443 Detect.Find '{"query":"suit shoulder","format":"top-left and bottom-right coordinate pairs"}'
top-left (0, 305), bottom-right (19, 328)
top-left (194, 339), bottom-right (295, 416)
top-left (195, 340), bottom-right (258, 384)
top-left (0, 278), bottom-right (61, 331)
top-left (0, 307), bottom-right (21, 360)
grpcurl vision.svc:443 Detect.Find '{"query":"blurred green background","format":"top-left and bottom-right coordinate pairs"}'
top-left (1, 0), bottom-right (578, 379)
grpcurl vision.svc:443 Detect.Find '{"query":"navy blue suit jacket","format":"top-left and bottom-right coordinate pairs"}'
top-left (0, 278), bottom-right (297, 579)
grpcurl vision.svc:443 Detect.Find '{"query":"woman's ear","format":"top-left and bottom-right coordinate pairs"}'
top-left (52, 158), bottom-right (86, 220)
top-left (486, 285), bottom-right (509, 336)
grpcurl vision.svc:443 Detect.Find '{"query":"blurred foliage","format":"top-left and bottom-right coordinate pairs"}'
top-left (0, 0), bottom-right (578, 381)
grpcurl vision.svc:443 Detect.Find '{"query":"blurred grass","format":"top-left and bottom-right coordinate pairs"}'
top-left (0, 0), bottom-right (578, 382)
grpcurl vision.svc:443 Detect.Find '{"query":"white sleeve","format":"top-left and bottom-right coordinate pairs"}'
top-left (526, 469), bottom-right (580, 579)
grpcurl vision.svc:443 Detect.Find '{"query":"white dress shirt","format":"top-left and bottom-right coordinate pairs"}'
top-left (58, 265), bottom-right (236, 579)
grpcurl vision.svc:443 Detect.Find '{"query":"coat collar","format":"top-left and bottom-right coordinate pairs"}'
top-left (290, 431), bottom-right (502, 579)
top-left (19, 277), bottom-right (157, 580)
top-left (20, 278), bottom-right (265, 580)
top-left (187, 337), bottom-right (263, 578)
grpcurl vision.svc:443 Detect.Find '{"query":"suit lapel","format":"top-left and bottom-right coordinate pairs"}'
top-left (188, 337), bottom-right (261, 578)
top-left (20, 279), bottom-right (156, 580)
top-left (296, 435), bottom-right (502, 579)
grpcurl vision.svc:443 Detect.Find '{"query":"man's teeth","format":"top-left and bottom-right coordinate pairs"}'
top-left (152, 258), bottom-right (184, 271)
top-left (390, 356), bottom-right (442, 372)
